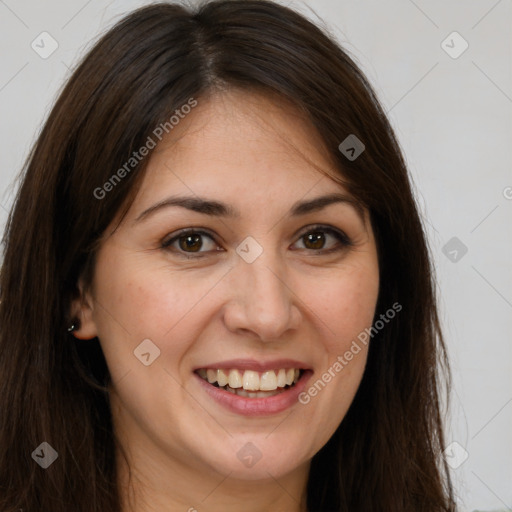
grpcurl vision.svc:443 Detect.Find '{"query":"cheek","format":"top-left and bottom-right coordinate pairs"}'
top-left (90, 251), bottom-right (219, 372)
top-left (313, 262), bottom-right (379, 353)
top-left (302, 259), bottom-right (378, 412)
top-left (297, 267), bottom-right (377, 444)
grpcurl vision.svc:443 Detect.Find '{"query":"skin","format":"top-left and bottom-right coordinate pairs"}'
top-left (71, 89), bottom-right (380, 512)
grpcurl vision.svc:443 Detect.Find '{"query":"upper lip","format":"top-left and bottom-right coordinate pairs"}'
top-left (193, 358), bottom-right (312, 372)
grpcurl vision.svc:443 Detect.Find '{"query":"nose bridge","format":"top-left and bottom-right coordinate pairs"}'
top-left (247, 255), bottom-right (288, 309)
top-left (224, 241), bottom-right (300, 341)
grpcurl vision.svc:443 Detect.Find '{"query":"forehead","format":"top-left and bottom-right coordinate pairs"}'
top-left (133, 89), bottom-right (349, 207)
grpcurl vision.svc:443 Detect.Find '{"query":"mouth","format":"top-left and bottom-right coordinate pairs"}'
top-left (195, 367), bottom-right (304, 398)
top-left (193, 362), bottom-right (313, 416)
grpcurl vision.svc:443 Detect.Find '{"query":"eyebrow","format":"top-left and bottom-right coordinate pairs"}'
top-left (133, 192), bottom-right (365, 225)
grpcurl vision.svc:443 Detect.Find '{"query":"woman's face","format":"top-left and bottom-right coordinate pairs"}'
top-left (73, 90), bottom-right (379, 483)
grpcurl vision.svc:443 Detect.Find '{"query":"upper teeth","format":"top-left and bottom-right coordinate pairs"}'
top-left (197, 368), bottom-right (301, 391)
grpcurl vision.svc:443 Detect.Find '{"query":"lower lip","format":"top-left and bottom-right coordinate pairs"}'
top-left (194, 370), bottom-right (313, 416)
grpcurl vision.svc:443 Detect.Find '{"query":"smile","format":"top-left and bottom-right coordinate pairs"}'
top-left (194, 362), bottom-right (313, 416)
top-left (196, 368), bottom-right (302, 397)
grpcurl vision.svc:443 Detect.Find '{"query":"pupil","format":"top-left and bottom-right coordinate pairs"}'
top-left (306, 232), bottom-right (324, 249)
top-left (180, 234), bottom-right (202, 252)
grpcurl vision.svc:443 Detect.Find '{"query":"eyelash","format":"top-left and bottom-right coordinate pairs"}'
top-left (161, 224), bottom-right (353, 259)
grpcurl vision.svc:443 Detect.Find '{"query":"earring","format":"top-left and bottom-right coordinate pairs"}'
top-left (68, 318), bottom-right (80, 333)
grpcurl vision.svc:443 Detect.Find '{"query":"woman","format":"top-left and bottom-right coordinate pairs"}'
top-left (0, 1), bottom-right (456, 510)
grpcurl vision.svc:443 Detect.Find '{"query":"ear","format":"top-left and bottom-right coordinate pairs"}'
top-left (69, 278), bottom-right (98, 340)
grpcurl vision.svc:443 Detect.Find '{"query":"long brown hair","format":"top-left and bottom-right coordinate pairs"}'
top-left (0, 1), bottom-right (456, 510)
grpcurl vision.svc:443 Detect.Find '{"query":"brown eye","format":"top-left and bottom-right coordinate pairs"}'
top-left (178, 233), bottom-right (203, 252)
top-left (302, 232), bottom-right (327, 250)
top-left (293, 226), bottom-right (352, 253)
top-left (162, 229), bottom-right (220, 257)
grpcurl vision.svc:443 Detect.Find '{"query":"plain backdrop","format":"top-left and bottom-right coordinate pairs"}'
top-left (0, 1), bottom-right (511, 511)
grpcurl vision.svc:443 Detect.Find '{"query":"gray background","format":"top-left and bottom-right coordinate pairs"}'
top-left (0, 1), bottom-right (510, 510)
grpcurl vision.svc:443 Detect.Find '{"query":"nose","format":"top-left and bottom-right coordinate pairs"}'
top-left (222, 251), bottom-right (302, 342)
